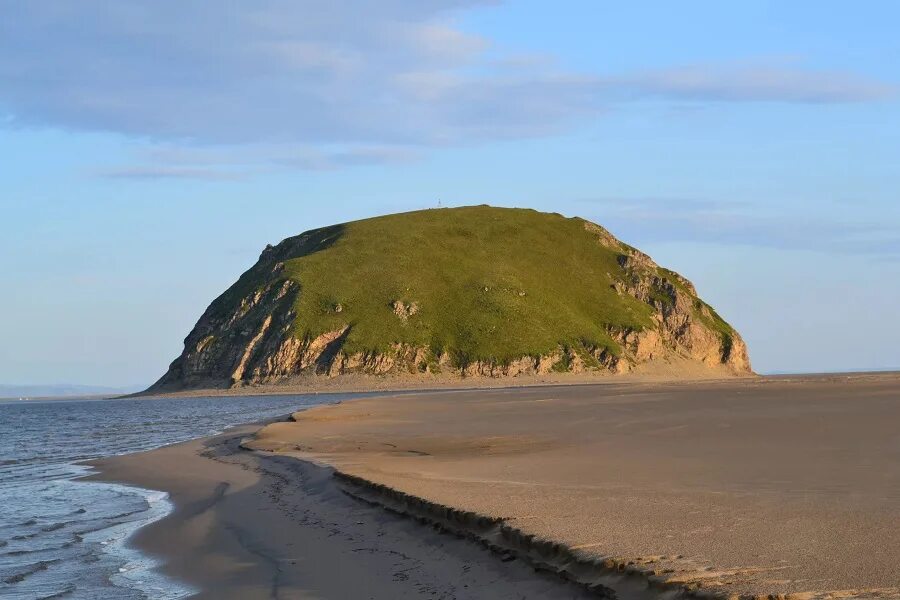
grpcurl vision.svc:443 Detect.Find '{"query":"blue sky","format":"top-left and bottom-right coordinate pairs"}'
top-left (2, 1), bottom-right (898, 386)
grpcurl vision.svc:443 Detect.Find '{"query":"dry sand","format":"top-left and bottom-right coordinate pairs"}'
top-left (133, 358), bottom-right (743, 399)
top-left (243, 373), bottom-right (900, 599)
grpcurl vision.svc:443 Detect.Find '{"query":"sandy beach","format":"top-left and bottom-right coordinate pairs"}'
top-left (92, 373), bottom-right (900, 599)
top-left (86, 423), bottom-right (600, 599)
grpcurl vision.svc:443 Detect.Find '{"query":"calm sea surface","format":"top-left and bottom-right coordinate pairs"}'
top-left (0, 393), bottom-right (355, 599)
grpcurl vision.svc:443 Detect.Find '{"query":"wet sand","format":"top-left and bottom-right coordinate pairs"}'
top-left (244, 373), bottom-right (900, 599)
top-left (86, 424), bottom-right (602, 599)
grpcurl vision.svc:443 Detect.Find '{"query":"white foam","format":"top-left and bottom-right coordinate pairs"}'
top-left (82, 482), bottom-right (196, 600)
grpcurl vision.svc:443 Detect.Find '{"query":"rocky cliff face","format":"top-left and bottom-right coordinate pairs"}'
top-left (149, 208), bottom-right (750, 392)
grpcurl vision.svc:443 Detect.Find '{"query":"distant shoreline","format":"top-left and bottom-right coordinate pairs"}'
top-left (128, 368), bottom-right (900, 400)
top-left (0, 393), bottom-right (129, 402)
top-left (8, 370), bottom-right (896, 402)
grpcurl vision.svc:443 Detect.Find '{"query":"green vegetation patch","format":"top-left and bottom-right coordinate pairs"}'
top-left (220, 206), bottom-right (684, 364)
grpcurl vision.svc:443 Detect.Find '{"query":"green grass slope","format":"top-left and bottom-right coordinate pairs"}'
top-left (218, 205), bottom-right (670, 367)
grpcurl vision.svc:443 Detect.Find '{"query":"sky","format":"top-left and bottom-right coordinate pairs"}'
top-left (1, 1), bottom-right (898, 386)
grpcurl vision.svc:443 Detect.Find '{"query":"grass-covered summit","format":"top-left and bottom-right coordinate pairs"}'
top-left (151, 206), bottom-right (750, 391)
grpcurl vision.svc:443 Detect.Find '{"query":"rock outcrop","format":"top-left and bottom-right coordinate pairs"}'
top-left (149, 206), bottom-right (751, 392)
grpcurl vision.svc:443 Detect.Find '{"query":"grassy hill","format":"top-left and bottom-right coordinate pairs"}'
top-left (152, 205), bottom-right (750, 390)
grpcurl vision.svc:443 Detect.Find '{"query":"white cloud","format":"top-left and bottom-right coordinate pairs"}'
top-left (0, 2), bottom-right (893, 175)
top-left (0, 1), bottom-right (513, 145)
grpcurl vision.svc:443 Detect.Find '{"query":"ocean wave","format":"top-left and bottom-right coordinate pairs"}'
top-left (1, 390), bottom-right (335, 598)
top-left (2, 558), bottom-right (61, 585)
top-left (85, 483), bottom-right (196, 600)
top-left (36, 583), bottom-right (76, 599)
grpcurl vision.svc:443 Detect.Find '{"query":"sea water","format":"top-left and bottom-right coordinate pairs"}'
top-left (0, 392), bottom-right (350, 599)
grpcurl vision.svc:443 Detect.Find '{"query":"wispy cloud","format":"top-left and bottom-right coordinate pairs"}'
top-left (581, 197), bottom-right (900, 260)
top-left (97, 166), bottom-right (247, 181)
top-left (96, 143), bottom-right (422, 179)
top-left (609, 63), bottom-right (894, 103)
top-left (273, 145), bottom-right (422, 170)
top-left (0, 2), bottom-right (894, 174)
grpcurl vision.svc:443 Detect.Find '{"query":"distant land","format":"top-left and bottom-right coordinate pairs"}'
top-left (149, 205), bottom-right (752, 394)
top-left (0, 384), bottom-right (142, 399)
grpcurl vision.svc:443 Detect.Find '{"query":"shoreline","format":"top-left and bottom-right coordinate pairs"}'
top-left (127, 366), bottom-right (759, 399)
top-left (127, 368), bottom-right (900, 401)
top-left (85, 422), bottom-right (610, 599)
top-left (91, 373), bottom-right (900, 599)
top-left (89, 480), bottom-right (194, 599)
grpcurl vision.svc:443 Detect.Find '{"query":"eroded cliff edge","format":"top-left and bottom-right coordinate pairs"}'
top-left (149, 206), bottom-right (750, 392)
